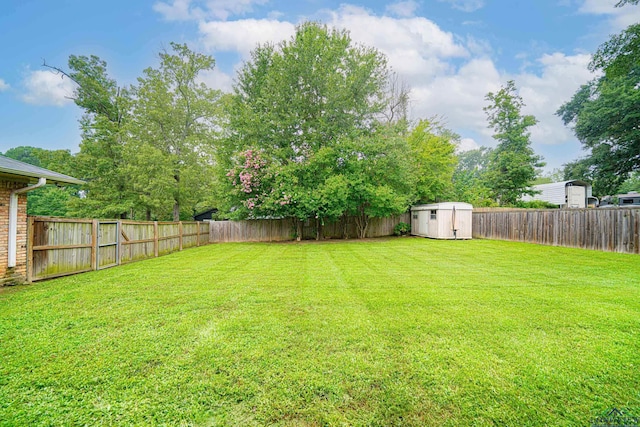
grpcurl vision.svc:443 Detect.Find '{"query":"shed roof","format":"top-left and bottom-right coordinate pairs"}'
top-left (0, 155), bottom-right (85, 185)
top-left (529, 180), bottom-right (590, 191)
top-left (411, 202), bottom-right (473, 211)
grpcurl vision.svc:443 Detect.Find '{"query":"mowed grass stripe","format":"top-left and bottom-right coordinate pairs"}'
top-left (0, 238), bottom-right (638, 426)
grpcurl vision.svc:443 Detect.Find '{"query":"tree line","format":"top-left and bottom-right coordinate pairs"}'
top-left (4, 16), bottom-right (638, 227)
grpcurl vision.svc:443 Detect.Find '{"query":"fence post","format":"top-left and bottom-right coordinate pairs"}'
top-left (91, 219), bottom-right (98, 271)
top-left (117, 220), bottom-right (122, 266)
top-left (154, 221), bottom-right (159, 258)
top-left (179, 221), bottom-right (183, 250)
top-left (196, 221), bottom-right (200, 246)
top-left (26, 217), bottom-right (34, 282)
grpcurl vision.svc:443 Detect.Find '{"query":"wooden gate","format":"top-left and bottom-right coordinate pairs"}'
top-left (96, 221), bottom-right (119, 270)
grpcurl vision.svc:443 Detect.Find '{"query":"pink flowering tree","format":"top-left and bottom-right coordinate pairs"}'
top-left (225, 149), bottom-right (268, 216)
top-left (225, 149), bottom-right (301, 220)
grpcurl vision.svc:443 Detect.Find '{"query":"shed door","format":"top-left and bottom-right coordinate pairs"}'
top-left (567, 185), bottom-right (586, 208)
top-left (422, 212), bottom-right (430, 236)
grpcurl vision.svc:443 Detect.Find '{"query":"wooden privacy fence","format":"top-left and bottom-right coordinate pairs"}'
top-left (472, 208), bottom-right (640, 254)
top-left (28, 217), bottom-right (210, 281)
top-left (27, 213), bottom-right (409, 281)
top-left (210, 213), bottom-right (410, 243)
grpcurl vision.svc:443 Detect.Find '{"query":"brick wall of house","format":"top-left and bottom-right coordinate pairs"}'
top-left (0, 179), bottom-right (28, 285)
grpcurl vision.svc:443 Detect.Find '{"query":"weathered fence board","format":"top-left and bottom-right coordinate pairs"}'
top-left (209, 213), bottom-right (410, 243)
top-left (28, 218), bottom-right (93, 281)
top-left (28, 218), bottom-right (211, 281)
top-left (472, 208), bottom-right (640, 254)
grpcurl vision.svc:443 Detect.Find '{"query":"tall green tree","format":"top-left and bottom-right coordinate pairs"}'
top-left (131, 43), bottom-right (223, 221)
top-left (484, 80), bottom-right (544, 205)
top-left (407, 119), bottom-right (458, 203)
top-left (49, 55), bottom-right (137, 219)
top-left (342, 125), bottom-right (415, 238)
top-left (221, 22), bottom-right (407, 237)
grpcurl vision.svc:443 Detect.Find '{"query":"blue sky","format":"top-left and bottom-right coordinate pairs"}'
top-left (1, 0), bottom-right (638, 171)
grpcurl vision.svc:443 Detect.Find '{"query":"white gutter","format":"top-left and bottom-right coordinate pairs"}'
top-left (8, 178), bottom-right (46, 268)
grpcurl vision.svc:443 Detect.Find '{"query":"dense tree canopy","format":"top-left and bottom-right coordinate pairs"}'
top-left (8, 22), bottom-right (538, 225)
top-left (557, 72), bottom-right (640, 194)
top-left (61, 54), bottom-right (136, 219)
top-left (43, 45), bottom-right (223, 220)
top-left (220, 22), bottom-right (416, 238)
top-left (130, 42), bottom-right (223, 221)
top-left (590, 23), bottom-right (640, 79)
top-left (407, 119), bottom-right (458, 204)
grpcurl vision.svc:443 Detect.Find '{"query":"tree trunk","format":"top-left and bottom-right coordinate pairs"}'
top-left (173, 201), bottom-right (180, 222)
top-left (173, 173), bottom-right (180, 222)
top-left (146, 209), bottom-right (152, 221)
top-left (316, 217), bottom-right (323, 241)
top-left (361, 219), bottom-right (369, 239)
top-left (341, 213), bottom-right (349, 239)
top-left (355, 208), bottom-right (369, 239)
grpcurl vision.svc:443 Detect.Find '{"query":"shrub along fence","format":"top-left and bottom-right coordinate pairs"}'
top-left (27, 217), bottom-right (210, 282)
top-left (472, 208), bottom-right (640, 254)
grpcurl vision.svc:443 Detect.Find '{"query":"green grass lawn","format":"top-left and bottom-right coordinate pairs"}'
top-left (1, 238), bottom-right (639, 426)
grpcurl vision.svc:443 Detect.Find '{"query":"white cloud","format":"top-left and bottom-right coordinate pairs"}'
top-left (515, 53), bottom-right (594, 146)
top-left (385, 0), bottom-right (419, 18)
top-left (154, 0), bottom-right (195, 21)
top-left (199, 19), bottom-right (295, 57)
top-left (267, 10), bottom-right (284, 20)
top-left (578, 0), bottom-right (640, 31)
top-left (22, 70), bottom-right (76, 106)
top-left (187, 3), bottom-right (597, 170)
top-left (411, 58), bottom-right (501, 139)
top-left (578, 0), bottom-right (617, 14)
top-left (321, 5), bottom-right (467, 82)
top-left (154, 0), bottom-right (268, 21)
top-left (458, 137), bottom-right (480, 152)
top-left (465, 35), bottom-right (492, 56)
top-left (406, 51), bottom-right (595, 168)
top-left (438, 0), bottom-right (485, 12)
top-left (328, 5), bottom-right (468, 58)
top-left (0, 78), bottom-right (9, 91)
top-left (198, 67), bottom-right (234, 92)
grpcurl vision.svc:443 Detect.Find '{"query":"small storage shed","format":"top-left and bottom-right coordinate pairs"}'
top-left (410, 202), bottom-right (473, 240)
top-left (193, 208), bottom-right (218, 221)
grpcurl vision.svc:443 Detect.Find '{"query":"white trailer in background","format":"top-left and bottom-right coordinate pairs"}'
top-left (410, 202), bottom-right (473, 240)
top-left (521, 180), bottom-right (593, 208)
